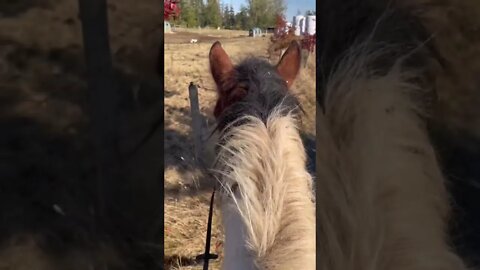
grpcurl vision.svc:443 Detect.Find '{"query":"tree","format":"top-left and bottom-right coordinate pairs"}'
top-left (179, 0), bottom-right (199, 27)
top-left (271, 0), bottom-right (286, 22)
top-left (247, 0), bottom-right (286, 28)
top-left (228, 5), bottom-right (236, 28)
top-left (204, 0), bottom-right (222, 27)
top-left (193, 0), bottom-right (205, 27)
top-left (235, 5), bottom-right (249, 30)
top-left (222, 3), bottom-right (229, 28)
top-left (247, 0), bottom-right (266, 28)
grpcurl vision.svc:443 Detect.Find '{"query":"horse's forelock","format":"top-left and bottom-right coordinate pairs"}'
top-left (213, 57), bottom-right (300, 133)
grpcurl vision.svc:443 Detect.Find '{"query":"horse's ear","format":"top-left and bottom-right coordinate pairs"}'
top-left (276, 41), bottom-right (301, 88)
top-left (209, 41), bottom-right (233, 89)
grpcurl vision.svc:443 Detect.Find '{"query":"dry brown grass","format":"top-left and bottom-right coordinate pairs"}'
top-left (173, 27), bottom-right (249, 38)
top-left (164, 30), bottom-right (316, 270)
top-left (0, 0), bottom-right (162, 268)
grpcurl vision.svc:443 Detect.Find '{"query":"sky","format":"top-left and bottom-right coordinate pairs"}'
top-left (226, 0), bottom-right (316, 22)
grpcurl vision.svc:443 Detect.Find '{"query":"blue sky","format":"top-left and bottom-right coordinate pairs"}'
top-left (226, 0), bottom-right (315, 22)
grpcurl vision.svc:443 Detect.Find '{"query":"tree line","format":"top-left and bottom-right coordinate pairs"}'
top-left (171, 0), bottom-right (287, 30)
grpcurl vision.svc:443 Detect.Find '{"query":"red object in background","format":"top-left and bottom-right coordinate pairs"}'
top-left (164, 0), bottom-right (181, 21)
top-left (273, 14), bottom-right (294, 40)
top-left (301, 33), bottom-right (316, 53)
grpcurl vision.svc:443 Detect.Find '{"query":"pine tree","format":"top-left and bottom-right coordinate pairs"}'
top-left (179, 0), bottom-right (199, 27)
top-left (204, 0), bottom-right (222, 28)
top-left (222, 3), bottom-right (229, 28)
top-left (195, 0), bottom-right (206, 27)
top-left (228, 5), bottom-right (235, 28)
top-left (235, 5), bottom-right (249, 30)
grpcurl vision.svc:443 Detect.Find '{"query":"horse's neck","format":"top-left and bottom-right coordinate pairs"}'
top-left (221, 203), bottom-right (257, 270)
top-left (217, 115), bottom-right (315, 270)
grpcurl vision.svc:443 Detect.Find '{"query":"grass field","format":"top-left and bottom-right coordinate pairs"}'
top-left (0, 0), bottom-right (163, 268)
top-left (164, 28), bottom-right (316, 270)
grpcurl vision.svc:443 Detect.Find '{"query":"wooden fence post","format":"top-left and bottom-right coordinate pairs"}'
top-left (188, 82), bottom-right (204, 162)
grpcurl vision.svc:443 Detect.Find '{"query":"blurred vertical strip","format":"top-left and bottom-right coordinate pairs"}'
top-left (78, 0), bottom-right (120, 232)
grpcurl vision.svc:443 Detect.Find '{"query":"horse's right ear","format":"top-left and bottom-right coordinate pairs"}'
top-left (276, 40), bottom-right (301, 89)
top-left (209, 41), bottom-right (233, 89)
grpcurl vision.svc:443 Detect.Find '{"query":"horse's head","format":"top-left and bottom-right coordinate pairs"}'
top-left (209, 40), bottom-right (302, 129)
top-left (208, 40), bottom-right (315, 270)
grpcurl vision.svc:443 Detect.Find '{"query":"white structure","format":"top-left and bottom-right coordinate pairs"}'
top-left (306, 15), bottom-right (316, 35)
top-left (164, 21), bottom-right (172, 33)
top-left (285, 22), bottom-right (292, 33)
top-left (249, 27), bottom-right (263, 37)
top-left (300, 17), bottom-right (307, 34)
top-left (293, 15), bottom-right (305, 36)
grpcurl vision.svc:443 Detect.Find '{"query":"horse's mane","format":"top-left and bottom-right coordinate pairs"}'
top-left (211, 54), bottom-right (315, 269)
top-left (214, 108), bottom-right (315, 269)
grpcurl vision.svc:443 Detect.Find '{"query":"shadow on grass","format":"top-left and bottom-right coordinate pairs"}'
top-left (164, 106), bottom-right (218, 199)
top-left (0, 37), bottom-right (163, 269)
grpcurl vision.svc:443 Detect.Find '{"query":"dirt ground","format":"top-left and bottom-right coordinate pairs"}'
top-left (164, 28), bottom-right (316, 270)
top-left (164, 27), bottom-right (249, 44)
top-left (0, 0), bottom-right (163, 269)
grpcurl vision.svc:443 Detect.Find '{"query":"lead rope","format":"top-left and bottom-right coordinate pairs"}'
top-left (203, 186), bottom-right (216, 270)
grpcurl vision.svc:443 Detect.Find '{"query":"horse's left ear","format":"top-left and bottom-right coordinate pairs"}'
top-left (209, 41), bottom-right (234, 89)
top-left (276, 41), bottom-right (301, 89)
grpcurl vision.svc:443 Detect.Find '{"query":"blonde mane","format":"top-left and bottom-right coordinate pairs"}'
top-left (214, 108), bottom-right (315, 270)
